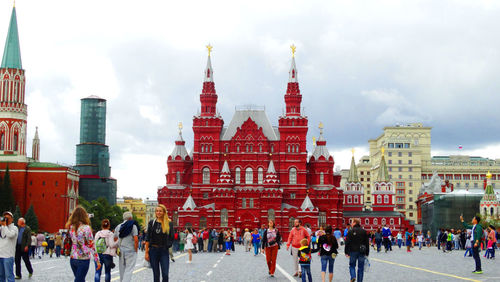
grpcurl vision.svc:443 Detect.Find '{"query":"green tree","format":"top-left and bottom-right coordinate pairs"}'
top-left (25, 204), bottom-right (39, 232)
top-left (79, 197), bottom-right (124, 231)
top-left (0, 166), bottom-right (15, 213)
top-left (12, 205), bottom-right (21, 224)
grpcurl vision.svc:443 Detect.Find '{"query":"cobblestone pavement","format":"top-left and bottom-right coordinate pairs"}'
top-left (13, 245), bottom-right (500, 281)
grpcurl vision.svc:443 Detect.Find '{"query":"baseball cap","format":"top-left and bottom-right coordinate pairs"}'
top-left (2, 211), bottom-right (13, 217)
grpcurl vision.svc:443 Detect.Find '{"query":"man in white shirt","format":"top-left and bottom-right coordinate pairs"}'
top-left (0, 211), bottom-right (19, 282)
top-left (114, 212), bottom-right (138, 282)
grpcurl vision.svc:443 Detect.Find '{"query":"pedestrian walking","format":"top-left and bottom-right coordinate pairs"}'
top-left (345, 218), bottom-right (369, 282)
top-left (66, 206), bottom-right (101, 282)
top-left (36, 232), bottom-right (45, 259)
top-left (297, 238), bottom-right (313, 282)
top-left (14, 218), bottom-right (33, 279)
top-left (243, 229), bottom-right (252, 252)
top-left (381, 225), bottom-right (391, 252)
top-left (461, 215), bottom-right (483, 274)
top-left (396, 232), bottom-right (402, 249)
top-left (144, 204), bottom-right (174, 282)
top-left (374, 229), bottom-right (382, 253)
top-left (0, 211), bottom-right (18, 282)
top-left (185, 228), bottom-right (195, 263)
top-left (55, 233), bottom-right (63, 258)
top-left (95, 219), bottom-right (118, 282)
top-left (261, 220), bottom-right (281, 277)
top-left (29, 233), bottom-right (36, 259)
top-left (286, 219), bottom-right (310, 277)
top-left (417, 232), bottom-right (423, 250)
top-left (464, 230), bottom-right (472, 257)
top-left (179, 230), bottom-right (186, 253)
top-left (47, 235), bottom-right (55, 258)
top-left (251, 229), bottom-right (261, 256)
top-left (314, 225), bottom-right (338, 282)
top-left (405, 228), bottom-right (412, 252)
top-left (114, 211), bottom-right (139, 282)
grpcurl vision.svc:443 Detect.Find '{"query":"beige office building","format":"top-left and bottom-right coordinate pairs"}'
top-left (350, 123), bottom-right (500, 223)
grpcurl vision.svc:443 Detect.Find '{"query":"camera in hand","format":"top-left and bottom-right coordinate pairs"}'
top-left (0, 216), bottom-right (5, 222)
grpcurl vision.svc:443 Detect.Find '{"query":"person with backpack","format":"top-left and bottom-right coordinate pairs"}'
top-left (95, 219), bottom-right (118, 282)
top-left (314, 225), bottom-right (339, 282)
top-left (114, 212), bottom-right (139, 282)
top-left (345, 218), bottom-right (369, 282)
top-left (144, 204), bottom-right (174, 282)
top-left (185, 228), bottom-right (195, 263)
top-left (298, 238), bottom-right (313, 282)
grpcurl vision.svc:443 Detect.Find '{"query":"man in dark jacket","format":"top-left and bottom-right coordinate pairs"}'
top-left (461, 215), bottom-right (483, 274)
top-left (345, 218), bottom-right (369, 282)
top-left (15, 218), bottom-right (33, 279)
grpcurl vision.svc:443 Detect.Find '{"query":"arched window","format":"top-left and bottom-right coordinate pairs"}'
top-left (287, 145), bottom-right (291, 153)
top-left (268, 209), bottom-right (275, 221)
top-left (491, 207), bottom-right (494, 216)
top-left (258, 167), bottom-right (264, 184)
top-left (377, 195), bottom-right (382, 204)
top-left (201, 145), bottom-right (205, 153)
top-left (373, 218), bottom-right (378, 225)
top-left (354, 196), bottom-right (358, 204)
top-left (221, 208), bottom-right (228, 227)
top-left (259, 144), bottom-right (262, 152)
top-left (381, 218), bottom-right (386, 225)
top-left (289, 217), bottom-right (295, 230)
top-left (13, 132), bottom-right (18, 151)
top-left (236, 145), bottom-right (240, 152)
top-left (235, 167), bottom-right (241, 184)
top-left (384, 195), bottom-right (389, 204)
top-left (289, 167), bottom-right (297, 184)
top-left (225, 144), bottom-right (229, 152)
top-left (320, 172), bottom-right (324, 185)
top-left (173, 211), bottom-right (178, 227)
top-left (176, 171), bottom-right (181, 184)
top-left (347, 196), bottom-right (352, 203)
top-left (199, 216), bottom-right (207, 229)
top-left (270, 144), bottom-right (274, 153)
top-left (0, 132), bottom-right (4, 150)
top-left (390, 218), bottom-right (394, 225)
top-left (209, 144), bottom-right (212, 152)
top-left (202, 167), bottom-right (210, 184)
top-left (245, 168), bottom-right (253, 184)
top-left (365, 218), bottom-right (370, 225)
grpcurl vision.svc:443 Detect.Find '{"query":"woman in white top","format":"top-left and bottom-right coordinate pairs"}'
top-left (185, 228), bottom-right (194, 263)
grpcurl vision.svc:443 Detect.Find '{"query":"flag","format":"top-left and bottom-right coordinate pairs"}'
top-left (458, 145), bottom-right (463, 149)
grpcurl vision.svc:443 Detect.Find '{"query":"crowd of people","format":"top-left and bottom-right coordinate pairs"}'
top-left (2, 206), bottom-right (499, 281)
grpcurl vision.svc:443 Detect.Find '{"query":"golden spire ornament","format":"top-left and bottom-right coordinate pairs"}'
top-left (206, 44), bottom-right (213, 57)
top-left (351, 148), bottom-right (355, 156)
top-left (290, 44), bottom-right (296, 57)
top-left (178, 122), bottom-right (183, 134)
top-left (381, 147), bottom-right (385, 155)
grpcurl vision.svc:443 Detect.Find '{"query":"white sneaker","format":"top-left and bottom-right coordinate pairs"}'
top-left (186, 260), bottom-right (192, 263)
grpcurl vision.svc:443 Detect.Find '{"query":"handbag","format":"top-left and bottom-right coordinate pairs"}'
top-left (331, 253), bottom-right (337, 259)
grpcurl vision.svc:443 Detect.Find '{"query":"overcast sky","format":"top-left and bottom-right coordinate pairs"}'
top-left (5, 0), bottom-right (500, 200)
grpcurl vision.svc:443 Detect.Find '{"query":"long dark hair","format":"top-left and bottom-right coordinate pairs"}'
top-left (325, 225), bottom-right (335, 246)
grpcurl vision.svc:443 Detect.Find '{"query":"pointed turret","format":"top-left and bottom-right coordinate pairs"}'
top-left (264, 160), bottom-right (279, 184)
top-left (182, 194), bottom-right (197, 211)
top-left (377, 147), bottom-right (390, 182)
top-left (347, 154), bottom-right (359, 183)
top-left (169, 122), bottom-right (189, 160)
top-left (480, 171), bottom-right (499, 220)
top-left (1, 6), bottom-right (22, 69)
top-left (217, 160), bottom-right (233, 184)
top-left (310, 123), bottom-right (331, 161)
top-left (300, 194), bottom-right (315, 211)
top-left (199, 44), bottom-right (218, 117)
top-left (32, 126), bottom-right (40, 162)
top-left (284, 44), bottom-right (302, 116)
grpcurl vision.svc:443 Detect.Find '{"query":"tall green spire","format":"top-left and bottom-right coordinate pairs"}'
top-left (485, 171), bottom-right (494, 195)
top-left (377, 148), bottom-right (390, 182)
top-left (1, 7), bottom-right (22, 69)
top-left (347, 155), bottom-right (359, 183)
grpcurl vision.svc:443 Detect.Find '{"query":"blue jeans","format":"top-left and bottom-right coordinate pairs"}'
top-left (253, 242), bottom-right (260, 255)
top-left (320, 255), bottom-right (335, 273)
top-left (464, 248), bottom-right (472, 257)
top-left (397, 239), bottom-right (402, 248)
top-left (300, 264), bottom-right (312, 282)
top-left (0, 257), bottom-right (15, 282)
top-left (95, 254), bottom-right (113, 282)
top-left (349, 252), bottom-right (365, 282)
top-left (208, 240), bottom-right (213, 252)
top-left (70, 259), bottom-right (90, 282)
top-left (149, 247), bottom-right (170, 282)
top-left (375, 239), bottom-right (381, 252)
top-left (55, 246), bottom-right (62, 258)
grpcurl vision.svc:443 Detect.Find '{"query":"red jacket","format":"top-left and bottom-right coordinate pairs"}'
top-left (287, 227), bottom-right (310, 249)
top-left (203, 231), bottom-right (209, 240)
